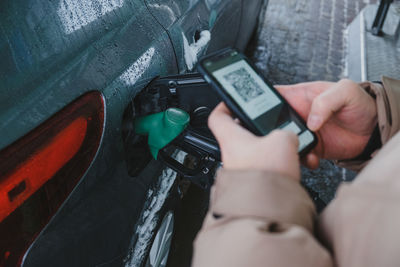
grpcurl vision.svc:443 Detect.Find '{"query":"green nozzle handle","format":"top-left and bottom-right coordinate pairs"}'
top-left (135, 108), bottom-right (190, 159)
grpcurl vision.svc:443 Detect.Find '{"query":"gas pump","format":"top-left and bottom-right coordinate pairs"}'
top-left (123, 73), bottom-right (221, 190)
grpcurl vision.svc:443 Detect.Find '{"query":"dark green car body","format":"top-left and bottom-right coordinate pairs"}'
top-left (0, 0), bottom-right (266, 266)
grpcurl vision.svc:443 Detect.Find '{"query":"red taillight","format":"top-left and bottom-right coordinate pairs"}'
top-left (0, 92), bottom-right (104, 267)
top-left (0, 118), bottom-right (87, 222)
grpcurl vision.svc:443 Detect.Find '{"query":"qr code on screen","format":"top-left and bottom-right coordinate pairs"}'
top-left (223, 68), bottom-right (264, 102)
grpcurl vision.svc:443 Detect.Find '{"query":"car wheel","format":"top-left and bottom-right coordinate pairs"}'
top-left (144, 211), bottom-right (174, 267)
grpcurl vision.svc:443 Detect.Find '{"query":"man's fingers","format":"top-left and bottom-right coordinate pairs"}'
top-left (307, 80), bottom-right (354, 131)
top-left (276, 82), bottom-right (335, 122)
top-left (208, 103), bottom-right (253, 145)
top-left (268, 130), bottom-right (299, 152)
top-left (301, 152), bottom-right (320, 169)
top-left (276, 81), bottom-right (333, 95)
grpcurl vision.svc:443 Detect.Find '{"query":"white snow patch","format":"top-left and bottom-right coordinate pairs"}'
top-left (341, 168), bottom-right (347, 181)
top-left (183, 30), bottom-right (211, 71)
top-left (57, 0), bottom-right (124, 34)
top-left (342, 27), bottom-right (349, 79)
top-left (148, 3), bottom-right (178, 22)
top-left (119, 47), bottom-right (155, 86)
top-left (124, 151), bottom-right (186, 267)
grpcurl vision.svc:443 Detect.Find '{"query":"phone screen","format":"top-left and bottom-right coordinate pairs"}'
top-left (202, 50), bottom-right (315, 152)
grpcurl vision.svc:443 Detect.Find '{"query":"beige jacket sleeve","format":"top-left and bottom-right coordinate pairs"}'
top-left (192, 170), bottom-right (333, 267)
top-left (337, 76), bottom-right (400, 170)
top-left (318, 76), bottom-right (400, 267)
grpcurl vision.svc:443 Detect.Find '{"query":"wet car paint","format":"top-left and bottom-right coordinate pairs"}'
top-left (0, 0), bottom-right (265, 265)
top-left (1, 1), bottom-right (178, 265)
top-left (145, 0), bottom-right (242, 72)
top-left (0, 1), bottom-right (178, 265)
top-left (0, 0), bottom-right (177, 149)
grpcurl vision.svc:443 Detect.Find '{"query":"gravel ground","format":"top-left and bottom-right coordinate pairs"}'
top-left (247, 0), bottom-right (377, 204)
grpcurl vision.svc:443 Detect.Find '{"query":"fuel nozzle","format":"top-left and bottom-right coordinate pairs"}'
top-left (134, 108), bottom-right (190, 159)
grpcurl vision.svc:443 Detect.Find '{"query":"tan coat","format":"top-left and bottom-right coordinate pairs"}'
top-left (192, 76), bottom-right (400, 267)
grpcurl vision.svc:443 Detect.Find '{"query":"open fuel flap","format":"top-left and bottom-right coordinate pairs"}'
top-left (123, 73), bottom-right (221, 189)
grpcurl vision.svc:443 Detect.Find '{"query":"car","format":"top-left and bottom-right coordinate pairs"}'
top-left (0, 0), bottom-right (267, 266)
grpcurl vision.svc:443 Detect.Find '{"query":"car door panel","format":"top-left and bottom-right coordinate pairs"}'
top-left (0, 0), bottom-right (179, 266)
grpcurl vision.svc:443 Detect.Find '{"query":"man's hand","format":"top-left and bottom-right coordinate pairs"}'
top-left (208, 103), bottom-right (300, 181)
top-left (277, 79), bottom-right (377, 168)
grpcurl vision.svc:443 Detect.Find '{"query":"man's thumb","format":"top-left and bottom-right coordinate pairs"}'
top-left (307, 83), bottom-right (349, 131)
top-left (307, 113), bottom-right (323, 131)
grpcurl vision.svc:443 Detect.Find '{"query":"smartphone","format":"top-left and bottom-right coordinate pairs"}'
top-left (197, 48), bottom-right (317, 155)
